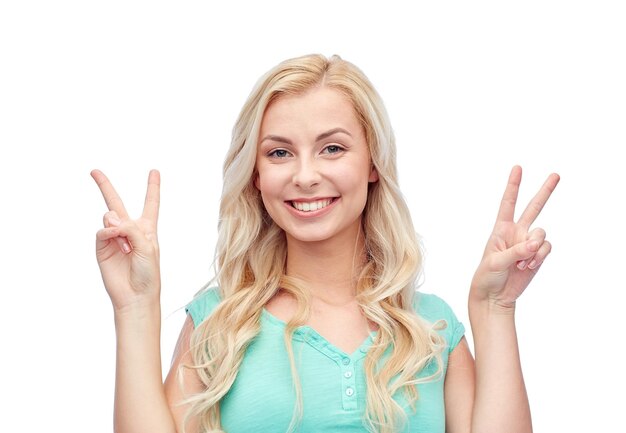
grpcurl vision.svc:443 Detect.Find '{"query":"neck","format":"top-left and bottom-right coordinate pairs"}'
top-left (285, 224), bottom-right (367, 303)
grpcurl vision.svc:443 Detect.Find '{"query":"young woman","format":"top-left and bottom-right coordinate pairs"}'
top-left (92, 54), bottom-right (559, 433)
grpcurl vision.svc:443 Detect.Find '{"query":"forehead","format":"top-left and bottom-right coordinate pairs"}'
top-left (260, 86), bottom-right (362, 135)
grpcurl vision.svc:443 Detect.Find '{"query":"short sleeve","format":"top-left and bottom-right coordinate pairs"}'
top-left (185, 287), bottom-right (222, 328)
top-left (413, 292), bottom-right (465, 353)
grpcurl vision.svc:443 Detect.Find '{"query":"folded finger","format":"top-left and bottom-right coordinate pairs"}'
top-left (98, 216), bottom-right (132, 254)
top-left (527, 240), bottom-right (552, 270)
top-left (527, 227), bottom-right (546, 244)
top-left (491, 238), bottom-right (539, 271)
top-left (103, 210), bottom-right (121, 228)
top-left (516, 229), bottom-right (546, 269)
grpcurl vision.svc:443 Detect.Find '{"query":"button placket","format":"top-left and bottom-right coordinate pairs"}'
top-left (340, 356), bottom-right (357, 410)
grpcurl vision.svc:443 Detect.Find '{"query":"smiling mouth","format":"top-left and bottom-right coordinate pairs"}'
top-left (290, 198), bottom-right (336, 212)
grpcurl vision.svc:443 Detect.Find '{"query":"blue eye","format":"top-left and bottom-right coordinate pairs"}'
top-left (268, 149), bottom-right (290, 158)
top-left (324, 145), bottom-right (343, 154)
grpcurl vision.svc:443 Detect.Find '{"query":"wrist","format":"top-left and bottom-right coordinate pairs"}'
top-left (469, 295), bottom-right (519, 343)
top-left (113, 298), bottom-right (161, 322)
top-left (469, 292), bottom-right (517, 320)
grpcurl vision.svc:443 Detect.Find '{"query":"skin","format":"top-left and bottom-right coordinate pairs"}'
top-left (466, 166), bottom-right (559, 433)
top-left (255, 86), bottom-right (378, 247)
top-left (93, 86), bottom-right (559, 433)
top-left (255, 87), bottom-right (380, 353)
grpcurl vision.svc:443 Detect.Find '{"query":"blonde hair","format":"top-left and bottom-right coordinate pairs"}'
top-left (181, 54), bottom-right (445, 433)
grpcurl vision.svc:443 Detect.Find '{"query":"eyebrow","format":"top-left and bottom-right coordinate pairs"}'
top-left (260, 127), bottom-right (352, 145)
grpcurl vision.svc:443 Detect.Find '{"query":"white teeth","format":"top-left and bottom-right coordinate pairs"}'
top-left (292, 199), bottom-right (333, 212)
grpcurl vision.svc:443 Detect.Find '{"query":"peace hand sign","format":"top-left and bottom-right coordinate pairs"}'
top-left (92, 169), bottom-right (162, 313)
top-left (470, 166), bottom-right (560, 309)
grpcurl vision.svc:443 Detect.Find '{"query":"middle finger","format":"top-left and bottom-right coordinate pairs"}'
top-left (517, 173), bottom-right (560, 229)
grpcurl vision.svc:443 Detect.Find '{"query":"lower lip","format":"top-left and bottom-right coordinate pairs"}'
top-left (285, 198), bottom-right (339, 218)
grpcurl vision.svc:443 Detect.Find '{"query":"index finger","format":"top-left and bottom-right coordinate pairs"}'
top-left (517, 172), bottom-right (560, 228)
top-left (142, 169), bottom-right (161, 223)
top-left (90, 169), bottom-right (129, 219)
top-left (495, 165), bottom-right (522, 223)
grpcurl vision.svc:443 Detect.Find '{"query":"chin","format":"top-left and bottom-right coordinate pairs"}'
top-left (283, 221), bottom-right (361, 246)
top-left (285, 230), bottom-right (335, 244)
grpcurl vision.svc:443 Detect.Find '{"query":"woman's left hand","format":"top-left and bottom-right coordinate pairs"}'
top-left (470, 166), bottom-right (560, 310)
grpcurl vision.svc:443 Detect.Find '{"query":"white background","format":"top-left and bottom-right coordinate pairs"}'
top-left (1, 1), bottom-right (624, 431)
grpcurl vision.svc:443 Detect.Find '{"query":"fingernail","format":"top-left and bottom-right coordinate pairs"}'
top-left (110, 217), bottom-right (121, 226)
top-left (122, 242), bottom-right (131, 254)
top-left (517, 260), bottom-right (527, 270)
top-left (528, 260), bottom-right (537, 269)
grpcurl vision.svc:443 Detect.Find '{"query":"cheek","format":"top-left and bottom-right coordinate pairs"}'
top-left (333, 163), bottom-right (372, 194)
top-left (255, 171), bottom-right (283, 201)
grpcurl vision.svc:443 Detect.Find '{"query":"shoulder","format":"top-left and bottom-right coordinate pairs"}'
top-left (412, 292), bottom-right (456, 322)
top-left (185, 286), bottom-right (222, 328)
top-left (412, 291), bottom-right (466, 352)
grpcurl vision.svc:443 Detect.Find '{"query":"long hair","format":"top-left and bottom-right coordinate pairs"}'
top-left (181, 54), bottom-right (445, 433)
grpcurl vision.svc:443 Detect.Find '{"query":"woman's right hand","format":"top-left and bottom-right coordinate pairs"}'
top-left (91, 169), bottom-right (162, 313)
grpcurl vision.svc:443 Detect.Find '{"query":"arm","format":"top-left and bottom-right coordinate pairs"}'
top-left (164, 315), bottom-right (206, 433)
top-left (92, 170), bottom-right (178, 433)
top-left (444, 337), bottom-right (475, 433)
top-left (467, 166), bottom-right (559, 433)
top-left (468, 301), bottom-right (530, 433)
top-left (113, 302), bottom-right (177, 433)
top-left (444, 321), bottom-right (530, 433)
top-left (116, 313), bottom-right (204, 433)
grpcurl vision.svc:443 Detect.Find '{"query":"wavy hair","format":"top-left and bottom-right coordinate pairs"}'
top-left (181, 54), bottom-right (445, 433)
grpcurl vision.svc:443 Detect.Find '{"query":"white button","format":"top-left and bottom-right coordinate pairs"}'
top-left (342, 357), bottom-right (350, 365)
top-left (345, 387), bottom-right (354, 396)
top-left (344, 371), bottom-right (353, 378)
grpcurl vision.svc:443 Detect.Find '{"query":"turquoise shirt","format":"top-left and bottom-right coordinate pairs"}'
top-left (186, 289), bottom-right (465, 433)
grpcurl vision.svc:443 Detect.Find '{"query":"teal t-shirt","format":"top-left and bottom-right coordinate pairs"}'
top-left (186, 289), bottom-right (465, 433)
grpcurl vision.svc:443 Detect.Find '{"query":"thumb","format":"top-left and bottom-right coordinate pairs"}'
top-left (491, 240), bottom-right (540, 271)
top-left (114, 220), bottom-right (155, 256)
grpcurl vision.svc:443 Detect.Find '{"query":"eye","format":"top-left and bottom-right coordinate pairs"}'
top-left (268, 149), bottom-right (291, 158)
top-left (322, 145), bottom-right (344, 155)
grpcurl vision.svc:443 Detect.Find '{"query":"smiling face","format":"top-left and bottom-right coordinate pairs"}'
top-left (255, 86), bottom-right (379, 246)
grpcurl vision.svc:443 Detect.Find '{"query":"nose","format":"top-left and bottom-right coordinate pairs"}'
top-left (293, 157), bottom-right (321, 189)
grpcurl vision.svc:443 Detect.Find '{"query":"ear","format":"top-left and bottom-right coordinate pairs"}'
top-left (254, 173), bottom-right (261, 190)
top-left (368, 166), bottom-right (379, 183)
